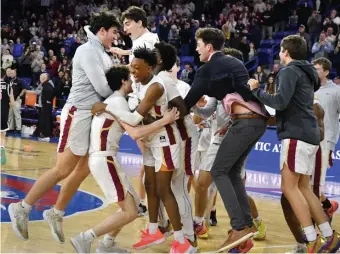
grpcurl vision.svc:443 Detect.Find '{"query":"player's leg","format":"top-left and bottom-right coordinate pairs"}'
top-left (1, 107), bottom-right (9, 165)
top-left (71, 155), bottom-right (138, 253)
top-left (137, 140), bottom-right (148, 216)
top-left (43, 154), bottom-right (90, 243)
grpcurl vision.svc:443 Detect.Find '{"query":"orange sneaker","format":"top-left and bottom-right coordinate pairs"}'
top-left (169, 238), bottom-right (198, 253)
top-left (132, 229), bottom-right (165, 250)
top-left (194, 222), bottom-right (208, 239)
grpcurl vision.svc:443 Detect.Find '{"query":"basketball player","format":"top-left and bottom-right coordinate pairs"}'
top-left (110, 6), bottom-right (160, 216)
top-left (249, 35), bottom-right (340, 252)
top-left (313, 57), bottom-right (340, 219)
top-left (70, 65), bottom-right (179, 253)
top-left (281, 94), bottom-right (325, 253)
top-left (8, 11), bottom-right (121, 242)
top-left (1, 68), bottom-right (14, 165)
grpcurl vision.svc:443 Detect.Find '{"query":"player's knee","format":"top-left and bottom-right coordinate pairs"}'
top-left (53, 165), bottom-right (73, 180)
top-left (125, 207), bottom-right (138, 222)
top-left (144, 178), bottom-right (156, 194)
top-left (196, 180), bottom-right (209, 195)
top-left (156, 184), bottom-right (172, 200)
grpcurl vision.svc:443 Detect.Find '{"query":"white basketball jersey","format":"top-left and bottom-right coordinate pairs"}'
top-left (136, 75), bottom-right (178, 147)
top-left (129, 32), bottom-right (160, 63)
top-left (89, 91), bottom-right (129, 156)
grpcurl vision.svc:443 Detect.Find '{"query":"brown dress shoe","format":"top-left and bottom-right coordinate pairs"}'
top-left (218, 227), bottom-right (254, 252)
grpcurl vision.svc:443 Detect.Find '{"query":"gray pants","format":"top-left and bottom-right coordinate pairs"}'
top-left (8, 98), bottom-right (22, 131)
top-left (211, 118), bottom-right (266, 230)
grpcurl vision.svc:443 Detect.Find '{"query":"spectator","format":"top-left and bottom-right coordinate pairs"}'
top-left (254, 0), bottom-right (267, 14)
top-left (60, 71), bottom-right (71, 97)
top-left (249, 42), bottom-right (257, 60)
top-left (307, 10), bottom-right (322, 44)
top-left (288, 9), bottom-right (299, 29)
top-left (12, 38), bottom-right (25, 66)
top-left (29, 22), bottom-right (38, 36)
top-left (239, 36), bottom-right (250, 62)
top-left (186, 63), bottom-right (196, 86)
top-left (2, 49), bottom-right (14, 70)
top-left (180, 63), bottom-right (190, 82)
top-left (297, 25), bottom-right (311, 49)
top-left (1, 38), bottom-right (10, 53)
top-left (269, 63), bottom-right (281, 79)
top-left (260, 3), bottom-right (274, 40)
top-left (37, 73), bottom-right (55, 142)
top-left (332, 40), bottom-right (340, 75)
top-left (230, 30), bottom-right (241, 49)
top-left (326, 27), bottom-right (336, 44)
top-left (312, 33), bottom-right (333, 59)
top-left (8, 69), bottom-right (26, 133)
top-left (323, 17), bottom-right (338, 35)
top-left (31, 54), bottom-right (44, 86)
top-left (265, 75), bottom-right (276, 94)
top-left (274, 0), bottom-right (289, 33)
top-left (253, 65), bottom-right (267, 85)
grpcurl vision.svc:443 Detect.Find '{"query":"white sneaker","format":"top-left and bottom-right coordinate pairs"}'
top-left (71, 233), bottom-right (93, 253)
top-left (43, 207), bottom-right (65, 243)
top-left (8, 202), bottom-right (30, 240)
top-left (285, 243), bottom-right (307, 253)
top-left (38, 137), bottom-right (50, 142)
top-left (96, 240), bottom-right (130, 253)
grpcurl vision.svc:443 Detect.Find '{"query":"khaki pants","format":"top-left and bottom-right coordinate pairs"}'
top-left (8, 98), bottom-right (22, 131)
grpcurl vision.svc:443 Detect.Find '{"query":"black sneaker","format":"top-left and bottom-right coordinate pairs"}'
top-left (209, 210), bottom-right (217, 226)
top-left (137, 203), bottom-right (148, 217)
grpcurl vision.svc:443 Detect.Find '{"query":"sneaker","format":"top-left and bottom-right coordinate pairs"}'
top-left (194, 221), bottom-right (208, 239)
top-left (38, 137), bottom-right (50, 142)
top-left (306, 235), bottom-right (328, 253)
top-left (170, 238), bottom-right (198, 253)
top-left (70, 233), bottom-right (93, 253)
top-left (253, 219), bottom-right (267, 240)
top-left (96, 240), bottom-right (130, 253)
top-left (8, 202), bottom-right (30, 240)
top-left (1, 147), bottom-right (7, 165)
top-left (325, 200), bottom-right (339, 218)
top-left (325, 230), bottom-right (340, 253)
top-left (137, 203), bottom-right (148, 217)
top-left (209, 210), bottom-right (218, 226)
top-left (285, 243), bottom-right (307, 253)
top-left (132, 229), bottom-right (165, 249)
top-left (187, 234), bottom-right (199, 250)
top-left (43, 207), bottom-right (65, 243)
top-left (159, 219), bottom-right (173, 238)
top-left (218, 227), bottom-right (254, 253)
top-left (229, 239), bottom-right (254, 253)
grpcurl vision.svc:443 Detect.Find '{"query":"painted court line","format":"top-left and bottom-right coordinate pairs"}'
top-left (251, 244), bottom-right (297, 250)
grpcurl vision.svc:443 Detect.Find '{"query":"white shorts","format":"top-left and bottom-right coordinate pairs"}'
top-left (311, 140), bottom-right (330, 196)
top-left (143, 144), bottom-right (181, 172)
top-left (200, 143), bottom-right (246, 179)
top-left (89, 154), bottom-right (139, 204)
top-left (57, 105), bottom-right (93, 156)
top-left (280, 139), bottom-right (319, 175)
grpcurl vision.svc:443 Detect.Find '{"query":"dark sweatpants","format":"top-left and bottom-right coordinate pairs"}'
top-left (39, 103), bottom-right (53, 138)
top-left (211, 118), bottom-right (266, 230)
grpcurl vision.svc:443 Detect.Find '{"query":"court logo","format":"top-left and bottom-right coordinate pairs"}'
top-left (1, 174), bottom-right (106, 223)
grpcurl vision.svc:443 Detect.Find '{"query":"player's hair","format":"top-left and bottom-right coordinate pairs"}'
top-left (1, 68), bottom-right (5, 78)
top-left (133, 46), bottom-right (157, 67)
top-left (222, 48), bottom-right (244, 62)
top-left (106, 65), bottom-right (130, 92)
top-left (90, 11), bottom-right (121, 34)
top-left (195, 28), bottom-right (225, 51)
top-left (121, 6), bottom-right (147, 28)
top-left (312, 57), bottom-right (332, 73)
top-left (154, 42), bottom-right (178, 71)
top-left (281, 35), bottom-right (307, 60)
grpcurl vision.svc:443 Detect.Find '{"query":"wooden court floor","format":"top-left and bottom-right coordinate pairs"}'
top-left (1, 137), bottom-right (340, 253)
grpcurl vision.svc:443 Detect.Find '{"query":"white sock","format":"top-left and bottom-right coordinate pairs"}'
top-left (318, 222), bottom-right (333, 238)
top-left (194, 216), bottom-right (204, 224)
top-left (140, 199), bottom-right (146, 206)
top-left (159, 218), bottom-right (168, 228)
top-left (21, 200), bottom-right (32, 210)
top-left (254, 216), bottom-right (262, 223)
top-left (174, 230), bottom-right (185, 244)
top-left (303, 225), bottom-right (317, 242)
top-left (103, 234), bottom-right (115, 242)
top-left (148, 222), bottom-right (158, 234)
top-left (53, 207), bottom-right (65, 217)
top-left (83, 229), bottom-right (96, 241)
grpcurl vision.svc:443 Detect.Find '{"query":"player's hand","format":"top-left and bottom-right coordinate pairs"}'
top-left (109, 47), bottom-right (124, 55)
top-left (214, 120), bottom-right (232, 136)
top-left (248, 79), bottom-right (260, 91)
top-left (163, 107), bottom-right (180, 124)
top-left (91, 102), bottom-right (107, 116)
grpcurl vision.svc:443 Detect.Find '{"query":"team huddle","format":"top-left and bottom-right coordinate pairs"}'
top-left (7, 6), bottom-right (340, 254)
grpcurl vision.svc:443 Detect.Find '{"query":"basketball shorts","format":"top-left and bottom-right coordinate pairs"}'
top-left (57, 105), bottom-right (93, 156)
top-left (201, 142), bottom-right (247, 179)
top-left (89, 154), bottom-right (139, 205)
top-left (181, 133), bottom-right (199, 176)
top-left (311, 140), bottom-right (330, 196)
top-left (143, 143), bottom-right (181, 173)
top-left (280, 139), bottom-right (319, 175)
top-left (1, 103), bottom-right (9, 132)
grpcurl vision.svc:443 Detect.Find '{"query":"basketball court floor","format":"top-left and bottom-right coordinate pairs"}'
top-left (1, 136), bottom-right (340, 253)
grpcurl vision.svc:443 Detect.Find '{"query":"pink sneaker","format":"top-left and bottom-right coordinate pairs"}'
top-left (169, 238), bottom-right (198, 253)
top-left (132, 229), bottom-right (165, 249)
top-left (325, 200), bottom-right (339, 218)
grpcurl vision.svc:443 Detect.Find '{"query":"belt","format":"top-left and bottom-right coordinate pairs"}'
top-left (231, 112), bottom-right (265, 120)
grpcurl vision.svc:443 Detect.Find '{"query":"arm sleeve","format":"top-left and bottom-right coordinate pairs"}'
top-left (192, 97), bottom-right (218, 118)
top-left (251, 68), bottom-right (298, 111)
top-left (80, 50), bottom-right (112, 98)
top-left (184, 69), bottom-right (209, 110)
